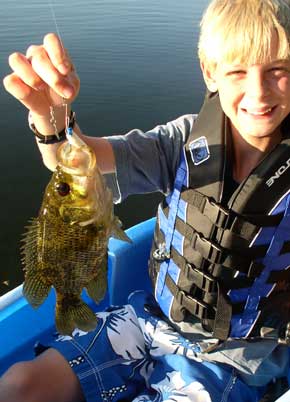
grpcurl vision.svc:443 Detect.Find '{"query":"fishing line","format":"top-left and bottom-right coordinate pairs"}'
top-left (48, 0), bottom-right (65, 53)
top-left (47, 0), bottom-right (70, 136)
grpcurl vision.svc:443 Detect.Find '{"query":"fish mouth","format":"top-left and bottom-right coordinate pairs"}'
top-left (57, 139), bottom-right (96, 175)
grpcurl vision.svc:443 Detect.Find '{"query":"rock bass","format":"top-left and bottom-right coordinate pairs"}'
top-left (21, 131), bottom-right (130, 335)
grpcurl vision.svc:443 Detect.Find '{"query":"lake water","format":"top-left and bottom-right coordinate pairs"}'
top-left (0, 0), bottom-right (209, 295)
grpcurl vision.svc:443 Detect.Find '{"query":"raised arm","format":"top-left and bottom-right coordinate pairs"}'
top-left (3, 33), bottom-right (115, 173)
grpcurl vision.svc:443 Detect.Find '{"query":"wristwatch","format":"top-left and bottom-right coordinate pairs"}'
top-left (28, 110), bottom-right (75, 144)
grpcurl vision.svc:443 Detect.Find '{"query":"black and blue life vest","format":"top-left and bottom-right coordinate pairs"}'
top-left (149, 92), bottom-right (290, 342)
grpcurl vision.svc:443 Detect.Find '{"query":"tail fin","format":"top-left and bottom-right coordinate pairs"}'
top-left (55, 295), bottom-right (97, 335)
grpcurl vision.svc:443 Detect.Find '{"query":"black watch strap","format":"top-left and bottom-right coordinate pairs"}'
top-left (28, 111), bottom-right (75, 144)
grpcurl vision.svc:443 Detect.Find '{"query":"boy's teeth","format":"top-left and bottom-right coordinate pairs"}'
top-left (247, 108), bottom-right (272, 115)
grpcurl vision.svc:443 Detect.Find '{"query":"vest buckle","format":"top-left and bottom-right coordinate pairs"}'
top-left (278, 322), bottom-right (290, 346)
top-left (203, 197), bottom-right (230, 228)
top-left (153, 243), bottom-right (170, 262)
top-left (190, 266), bottom-right (215, 293)
top-left (177, 290), bottom-right (210, 320)
top-left (260, 323), bottom-right (290, 345)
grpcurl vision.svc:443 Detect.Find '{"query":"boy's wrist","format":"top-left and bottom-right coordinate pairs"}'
top-left (28, 110), bottom-right (75, 144)
top-left (28, 106), bottom-right (71, 136)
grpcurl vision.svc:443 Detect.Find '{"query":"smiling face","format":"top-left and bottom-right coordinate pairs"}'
top-left (201, 32), bottom-right (290, 148)
top-left (198, 0), bottom-right (290, 149)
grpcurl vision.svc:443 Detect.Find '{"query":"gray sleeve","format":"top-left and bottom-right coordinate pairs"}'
top-left (105, 114), bottom-right (196, 203)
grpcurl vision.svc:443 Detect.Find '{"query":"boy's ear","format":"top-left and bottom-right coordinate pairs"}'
top-left (200, 62), bottom-right (218, 93)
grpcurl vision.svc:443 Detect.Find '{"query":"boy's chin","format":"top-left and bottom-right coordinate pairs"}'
top-left (232, 120), bottom-right (281, 140)
top-left (238, 127), bottom-right (280, 140)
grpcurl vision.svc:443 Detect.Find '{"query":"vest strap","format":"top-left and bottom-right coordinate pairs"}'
top-left (165, 267), bottom-right (245, 337)
top-left (154, 222), bottom-right (265, 280)
top-left (182, 190), bottom-right (230, 228)
top-left (181, 189), bottom-right (283, 235)
top-left (165, 273), bottom-right (215, 320)
top-left (175, 218), bottom-right (266, 277)
top-left (213, 282), bottom-right (232, 340)
top-left (170, 247), bottom-right (253, 290)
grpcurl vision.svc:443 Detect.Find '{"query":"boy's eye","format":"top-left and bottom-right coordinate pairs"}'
top-left (269, 66), bottom-right (290, 74)
top-left (270, 67), bottom-right (283, 72)
top-left (226, 70), bottom-right (246, 77)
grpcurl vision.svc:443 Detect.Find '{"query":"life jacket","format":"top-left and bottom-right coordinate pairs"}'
top-left (149, 92), bottom-right (290, 343)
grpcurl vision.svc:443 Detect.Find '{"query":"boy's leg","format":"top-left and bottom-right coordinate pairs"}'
top-left (0, 348), bottom-right (84, 402)
top-left (0, 302), bottom-right (152, 402)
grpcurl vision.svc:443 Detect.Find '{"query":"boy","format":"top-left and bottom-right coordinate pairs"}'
top-left (2, 0), bottom-right (290, 401)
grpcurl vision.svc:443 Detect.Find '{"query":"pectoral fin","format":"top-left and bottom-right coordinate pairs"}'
top-left (23, 272), bottom-right (51, 308)
top-left (111, 216), bottom-right (132, 243)
top-left (86, 258), bottom-right (108, 302)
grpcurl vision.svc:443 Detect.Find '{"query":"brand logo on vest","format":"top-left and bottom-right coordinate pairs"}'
top-left (189, 136), bottom-right (210, 165)
top-left (266, 158), bottom-right (290, 187)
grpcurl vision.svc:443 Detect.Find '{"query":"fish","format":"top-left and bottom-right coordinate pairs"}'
top-left (21, 131), bottom-right (131, 335)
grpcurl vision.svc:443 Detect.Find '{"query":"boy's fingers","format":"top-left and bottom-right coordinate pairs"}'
top-left (3, 73), bottom-right (53, 115)
top-left (43, 33), bottom-right (71, 75)
top-left (3, 73), bottom-right (36, 106)
top-left (31, 46), bottom-right (75, 99)
top-left (26, 45), bottom-right (41, 59)
top-left (8, 52), bottom-right (45, 91)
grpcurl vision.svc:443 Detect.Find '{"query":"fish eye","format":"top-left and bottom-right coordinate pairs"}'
top-left (56, 182), bottom-right (71, 196)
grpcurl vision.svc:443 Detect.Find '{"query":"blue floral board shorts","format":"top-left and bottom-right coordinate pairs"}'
top-left (51, 290), bottom-right (263, 402)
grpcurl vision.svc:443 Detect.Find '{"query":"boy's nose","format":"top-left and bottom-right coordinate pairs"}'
top-left (244, 67), bottom-right (270, 101)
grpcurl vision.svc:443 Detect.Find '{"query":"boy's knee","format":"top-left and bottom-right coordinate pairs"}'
top-left (1, 361), bottom-right (37, 402)
top-left (1, 349), bottom-right (84, 402)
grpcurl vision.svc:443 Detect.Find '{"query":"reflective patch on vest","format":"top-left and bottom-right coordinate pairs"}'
top-left (188, 136), bottom-right (210, 166)
top-left (159, 206), bottom-right (184, 255)
top-left (177, 198), bottom-right (187, 222)
top-left (155, 259), bottom-right (180, 318)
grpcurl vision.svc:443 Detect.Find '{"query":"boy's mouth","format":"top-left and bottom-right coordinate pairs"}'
top-left (241, 106), bottom-right (277, 117)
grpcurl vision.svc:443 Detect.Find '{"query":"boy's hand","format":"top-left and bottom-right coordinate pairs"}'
top-left (3, 33), bottom-right (80, 124)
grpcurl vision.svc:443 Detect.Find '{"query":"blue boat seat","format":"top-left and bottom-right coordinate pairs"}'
top-left (107, 217), bottom-right (154, 305)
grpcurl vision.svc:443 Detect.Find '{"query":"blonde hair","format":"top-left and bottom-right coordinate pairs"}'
top-left (198, 0), bottom-right (290, 68)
